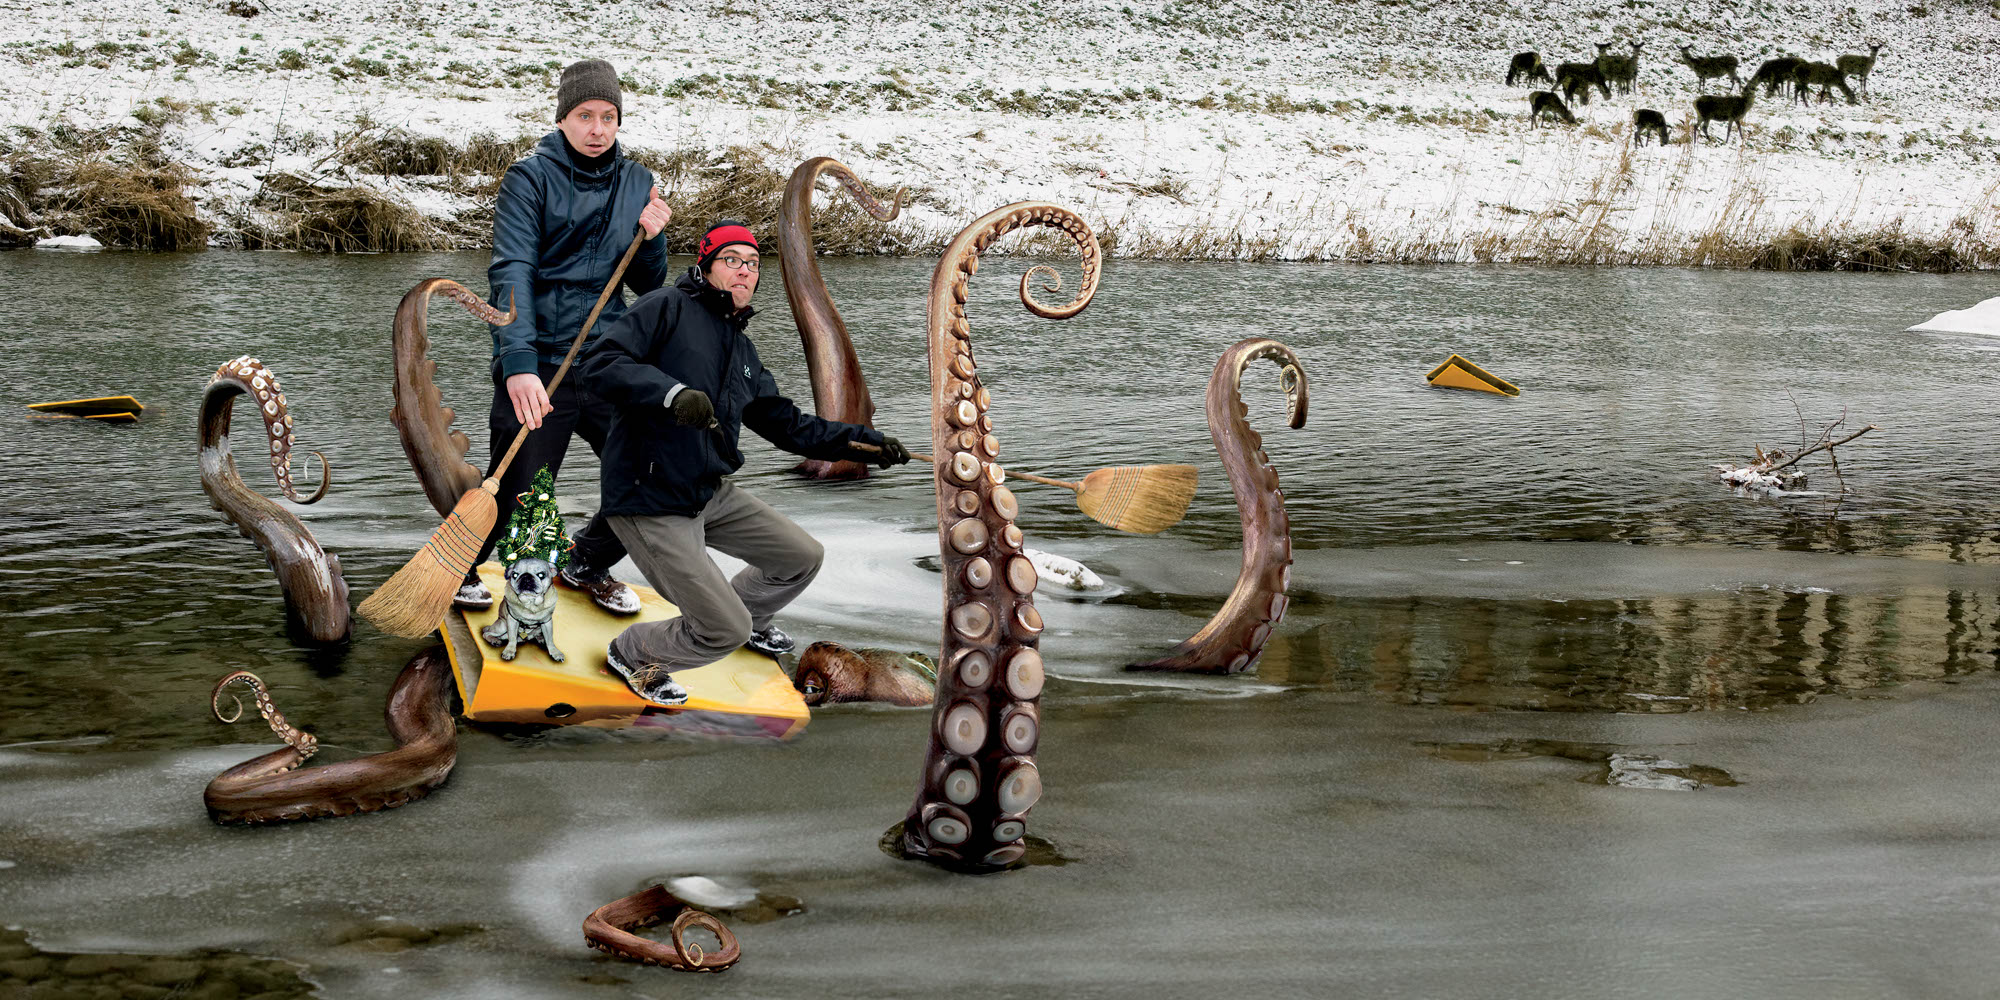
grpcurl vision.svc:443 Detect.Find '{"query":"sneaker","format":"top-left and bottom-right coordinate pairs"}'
top-left (559, 563), bottom-right (641, 616)
top-left (745, 625), bottom-right (795, 657)
top-left (605, 648), bottom-right (688, 706)
top-left (453, 580), bottom-right (493, 610)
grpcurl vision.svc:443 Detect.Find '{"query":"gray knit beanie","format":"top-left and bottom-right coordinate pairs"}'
top-left (555, 59), bottom-right (622, 123)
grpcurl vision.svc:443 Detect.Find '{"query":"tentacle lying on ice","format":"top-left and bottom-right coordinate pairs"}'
top-left (203, 647), bottom-right (458, 824)
top-left (582, 884), bottom-right (742, 972)
top-left (1131, 338), bottom-right (1309, 674)
top-left (200, 356), bottom-right (349, 642)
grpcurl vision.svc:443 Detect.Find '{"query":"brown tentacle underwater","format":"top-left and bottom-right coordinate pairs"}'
top-left (1131, 338), bottom-right (1309, 673)
top-left (203, 646), bottom-right (458, 824)
top-left (779, 156), bottom-right (906, 480)
top-left (200, 356), bottom-right (349, 643)
top-left (389, 279), bottom-right (516, 516)
top-left (583, 884), bottom-right (742, 972)
top-left (899, 202), bottom-right (1100, 873)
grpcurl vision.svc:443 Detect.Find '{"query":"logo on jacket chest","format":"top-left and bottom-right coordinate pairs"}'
top-left (743, 364), bottom-right (753, 381)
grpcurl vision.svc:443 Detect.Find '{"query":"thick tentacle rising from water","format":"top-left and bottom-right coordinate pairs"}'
top-left (780, 156), bottom-right (907, 480)
top-left (1131, 338), bottom-right (1309, 674)
top-left (900, 202), bottom-right (1100, 873)
top-left (201, 357), bottom-right (349, 643)
top-left (203, 647), bottom-right (458, 824)
top-left (390, 279), bottom-right (516, 516)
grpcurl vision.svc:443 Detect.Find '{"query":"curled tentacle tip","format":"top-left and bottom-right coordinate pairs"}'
top-left (1023, 264), bottom-right (1063, 295)
top-left (213, 692), bottom-right (245, 724)
top-left (210, 671), bottom-right (259, 723)
top-left (295, 451), bottom-right (333, 505)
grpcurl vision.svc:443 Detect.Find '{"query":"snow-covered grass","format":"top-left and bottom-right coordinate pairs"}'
top-left (3, 0), bottom-right (1998, 266)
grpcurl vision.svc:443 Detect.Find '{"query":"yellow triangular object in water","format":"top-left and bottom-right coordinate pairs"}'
top-left (1425, 354), bottom-right (1519, 396)
top-left (27, 395), bottom-right (145, 417)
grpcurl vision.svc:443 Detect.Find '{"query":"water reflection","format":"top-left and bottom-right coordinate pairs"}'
top-left (1256, 587), bottom-right (1997, 711)
top-left (0, 251), bottom-right (1995, 752)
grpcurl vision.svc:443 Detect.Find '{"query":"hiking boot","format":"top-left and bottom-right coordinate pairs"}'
top-left (559, 563), bottom-right (641, 615)
top-left (746, 625), bottom-right (795, 657)
top-left (453, 580), bottom-right (493, 610)
top-left (605, 648), bottom-right (688, 706)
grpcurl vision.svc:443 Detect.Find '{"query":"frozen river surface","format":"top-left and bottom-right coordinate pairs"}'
top-left (0, 251), bottom-right (1996, 998)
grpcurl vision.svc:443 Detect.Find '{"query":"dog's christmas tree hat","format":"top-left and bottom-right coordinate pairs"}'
top-left (496, 465), bottom-right (574, 570)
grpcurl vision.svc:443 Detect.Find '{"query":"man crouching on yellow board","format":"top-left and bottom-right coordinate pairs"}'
top-left (577, 222), bottom-right (912, 705)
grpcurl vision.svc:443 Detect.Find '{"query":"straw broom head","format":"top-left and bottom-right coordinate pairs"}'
top-left (356, 483), bottom-right (497, 637)
top-left (1073, 464), bottom-right (1198, 535)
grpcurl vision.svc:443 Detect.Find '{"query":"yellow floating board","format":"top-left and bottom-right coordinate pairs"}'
top-left (440, 563), bottom-right (810, 740)
top-left (27, 410), bottom-right (140, 423)
top-left (1425, 354), bottom-right (1520, 396)
top-left (27, 395), bottom-right (145, 417)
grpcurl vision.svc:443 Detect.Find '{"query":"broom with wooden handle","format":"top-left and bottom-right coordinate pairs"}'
top-left (852, 443), bottom-right (1197, 535)
top-left (358, 229), bottom-right (648, 638)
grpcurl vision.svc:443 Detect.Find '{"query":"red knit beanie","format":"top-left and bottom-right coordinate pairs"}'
top-left (698, 221), bottom-right (758, 267)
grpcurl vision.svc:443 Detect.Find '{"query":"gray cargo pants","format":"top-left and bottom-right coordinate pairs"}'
top-left (605, 481), bottom-right (823, 673)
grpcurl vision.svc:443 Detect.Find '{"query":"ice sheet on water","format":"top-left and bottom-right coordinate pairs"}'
top-left (1908, 296), bottom-right (2000, 338)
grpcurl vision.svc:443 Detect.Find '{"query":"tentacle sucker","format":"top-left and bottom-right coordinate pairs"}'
top-left (780, 156), bottom-right (908, 480)
top-left (390, 279), bottom-right (516, 516)
top-left (899, 202), bottom-right (1100, 873)
top-left (200, 357), bottom-right (349, 643)
top-left (1131, 338), bottom-right (1309, 673)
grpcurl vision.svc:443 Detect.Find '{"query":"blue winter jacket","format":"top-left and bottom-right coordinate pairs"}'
top-left (486, 131), bottom-right (670, 379)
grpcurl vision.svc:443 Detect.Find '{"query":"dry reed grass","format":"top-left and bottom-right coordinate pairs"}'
top-left (4, 114), bottom-right (1995, 271)
top-left (3, 153), bottom-right (209, 250)
top-left (626, 143), bottom-right (943, 257)
top-left (239, 173), bottom-right (446, 252)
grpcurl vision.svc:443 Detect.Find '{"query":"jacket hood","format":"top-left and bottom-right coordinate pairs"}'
top-left (676, 266), bottom-right (756, 324)
top-left (533, 130), bottom-right (622, 183)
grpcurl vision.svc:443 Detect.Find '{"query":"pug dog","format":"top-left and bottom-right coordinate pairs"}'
top-left (481, 557), bottom-right (564, 662)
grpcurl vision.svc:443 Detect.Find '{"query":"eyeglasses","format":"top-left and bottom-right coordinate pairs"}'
top-left (718, 255), bottom-right (760, 271)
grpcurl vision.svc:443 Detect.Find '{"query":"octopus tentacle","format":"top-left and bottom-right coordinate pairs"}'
top-left (390, 279), bottom-right (514, 516)
top-left (900, 202), bottom-right (1100, 873)
top-left (780, 156), bottom-right (907, 480)
top-left (582, 885), bottom-right (742, 972)
top-left (1131, 338), bottom-right (1309, 674)
top-left (203, 647), bottom-right (459, 825)
top-left (201, 358), bottom-right (350, 643)
top-left (211, 671), bottom-right (319, 763)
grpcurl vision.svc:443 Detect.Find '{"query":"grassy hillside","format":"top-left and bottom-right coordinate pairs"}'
top-left (1, 0), bottom-right (1995, 267)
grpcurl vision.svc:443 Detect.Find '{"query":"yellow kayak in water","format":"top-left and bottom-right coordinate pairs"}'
top-left (441, 563), bottom-right (809, 740)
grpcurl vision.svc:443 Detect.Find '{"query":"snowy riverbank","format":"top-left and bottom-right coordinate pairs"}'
top-left (3, 0), bottom-right (1998, 265)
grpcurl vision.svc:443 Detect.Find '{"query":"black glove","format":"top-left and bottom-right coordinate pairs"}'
top-left (862, 434), bottom-right (911, 468)
top-left (669, 388), bottom-right (715, 427)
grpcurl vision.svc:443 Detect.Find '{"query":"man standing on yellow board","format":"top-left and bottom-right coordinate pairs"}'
top-left (457, 59), bottom-right (671, 616)
top-left (579, 223), bottom-right (912, 705)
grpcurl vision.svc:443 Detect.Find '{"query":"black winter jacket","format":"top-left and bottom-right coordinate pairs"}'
top-left (579, 269), bottom-right (885, 516)
top-left (486, 131), bottom-right (670, 379)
